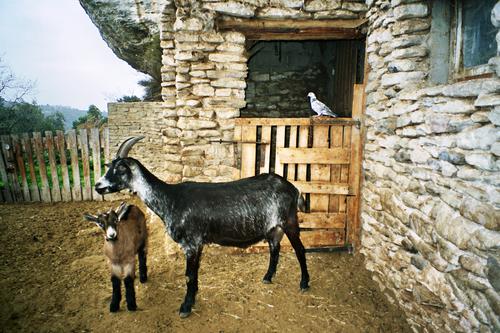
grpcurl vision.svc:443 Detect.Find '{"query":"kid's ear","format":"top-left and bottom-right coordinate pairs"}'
top-left (83, 213), bottom-right (104, 229)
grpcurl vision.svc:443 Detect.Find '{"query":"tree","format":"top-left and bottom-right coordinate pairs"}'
top-left (0, 98), bottom-right (65, 135)
top-left (0, 56), bottom-right (35, 102)
top-left (139, 76), bottom-right (161, 101)
top-left (117, 95), bottom-right (141, 102)
top-left (72, 104), bottom-right (107, 129)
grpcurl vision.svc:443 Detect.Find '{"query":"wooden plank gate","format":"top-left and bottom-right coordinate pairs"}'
top-left (0, 128), bottom-right (109, 203)
top-left (234, 85), bottom-right (364, 251)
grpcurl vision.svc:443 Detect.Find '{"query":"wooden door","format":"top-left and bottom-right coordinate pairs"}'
top-left (234, 84), bottom-right (364, 251)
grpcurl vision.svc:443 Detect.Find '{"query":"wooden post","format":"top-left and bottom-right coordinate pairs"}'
top-left (45, 131), bottom-right (62, 202)
top-left (33, 132), bottom-right (51, 202)
top-left (11, 134), bottom-right (30, 201)
top-left (79, 129), bottom-right (92, 201)
top-left (22, 133), bottom-right (40, 202)
top-left (259, 126), bottom-right (271, 174)
top-left (329, 126), bottom-right (343, 213)
top-left (286, 126), bottom-right (298, 181)
top-left (240, 125), bottom-right (256, 178)
top-left (309, 126), bottom-right (330, 212)
top-left (274, 126), bottom-right (285, 176)
top-left (102, 127), bottom-right (110, 164)
top-left (56, 130), bottom-right (72, 202)
top-left (1, 135), bottom-right (22, 201)
top-left (0, 141), bottom-right (13, 202)
top-left (347, 84), bottom-right (365, 249)
top-left (67, 130), bottom-right (82, 201)
top-left (90, 128), bottom-right (102, 201)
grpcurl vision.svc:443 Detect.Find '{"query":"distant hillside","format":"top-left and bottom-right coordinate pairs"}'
top-left (40, 105), bottom-right (109, 130)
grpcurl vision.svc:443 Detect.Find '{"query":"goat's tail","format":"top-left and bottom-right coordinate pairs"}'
top-left (297, 191), bottom-right (306, 212)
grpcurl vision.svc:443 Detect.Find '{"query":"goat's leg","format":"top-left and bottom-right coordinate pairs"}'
top-left (123, 263), bottom-right (137, 311)
top-left (179, 246), bottom-right (203, 318)
top-left (110, 275), bottom-right (122, 312)
top-left (284, 214), bottom-right (310, 291)
top-left (124, 275), bottom-right (137, 311)
top-left (138, 243), bottom-right (148, 283)
top-left (263, 227), bottom-right (284, 284)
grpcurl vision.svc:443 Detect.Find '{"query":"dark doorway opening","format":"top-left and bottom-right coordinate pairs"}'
top-left (242, 40), bottom-right (365, 118)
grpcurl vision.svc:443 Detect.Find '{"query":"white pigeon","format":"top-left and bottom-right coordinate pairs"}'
top-left (307, 92), bottom-right (337, 117)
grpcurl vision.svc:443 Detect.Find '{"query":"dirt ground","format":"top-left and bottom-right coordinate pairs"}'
top-left (0, 199), bottom-right (411, 333)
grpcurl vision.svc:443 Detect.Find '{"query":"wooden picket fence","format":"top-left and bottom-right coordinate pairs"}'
top-left (0, 128), bottom-right (109, 203)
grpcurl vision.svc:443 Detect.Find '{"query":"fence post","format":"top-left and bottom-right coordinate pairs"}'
top-left (22, 133), bottom-right (40, 202)
top-left (56, 130), bottom-right (72, 202)
top-left (78, 129), bottom-right (92, 201)
top-left (33, 132), bottom-right (51, 203)
top-left (11, 134), bottom-right (30, 201)
top-left (45, 131), bottom-right (62, 202)
top-left (90, 128), bottom-right (103, 201)
top-left (0, 139), bottom-right (13, 202)
top-left (67, 130), bottom-right (82, 201)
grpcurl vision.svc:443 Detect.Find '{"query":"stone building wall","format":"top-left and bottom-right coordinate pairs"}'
top-left (157, 0), bottom-right (367, 182)
top-left (360, 1), bottom-right (500, 332)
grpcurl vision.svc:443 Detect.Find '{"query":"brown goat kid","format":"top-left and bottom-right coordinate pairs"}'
top-left (84, 203), bottom-right (148, 312)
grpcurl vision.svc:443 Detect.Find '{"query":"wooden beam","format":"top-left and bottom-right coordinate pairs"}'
top-left (298, 212), bottom-right (346, 229)
top-left (277, 147), bottom-right (350, 164)
top-left (218, 18), bottom-right (367, 30)
top-left (234, 117), bottom-right (357, 126)
top-left (217, 19), bottom-right (366, 40)
top-left (290, 181), bottom-right (350, 195)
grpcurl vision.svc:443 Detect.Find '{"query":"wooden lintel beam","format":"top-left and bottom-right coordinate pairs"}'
top-left (217, 18), bottom-right (366, 40)
top-left (218, 18), bottom-right (367, 30)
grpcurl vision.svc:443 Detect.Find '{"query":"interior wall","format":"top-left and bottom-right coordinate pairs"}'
top-left (242, 40), bottom-right (361, 118)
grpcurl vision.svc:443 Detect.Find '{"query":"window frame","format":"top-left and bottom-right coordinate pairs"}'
top-left (449, 0), bottom-right (496, 80)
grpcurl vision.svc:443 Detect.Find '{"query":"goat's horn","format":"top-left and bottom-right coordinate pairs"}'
top-left (116, 136), bottom-right (145, 158)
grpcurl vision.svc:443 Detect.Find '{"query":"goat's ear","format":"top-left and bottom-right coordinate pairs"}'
top-left (83, 213), bottom-right (104, 229)
top-left (116, 202), bottom-right (131, 222)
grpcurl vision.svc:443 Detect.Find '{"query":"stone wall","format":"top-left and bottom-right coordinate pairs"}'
top-left (360, 1), bottom-right (500, 332)
top-left (243, 66), bottom-right (325, 118)
top-left (157, 0), bottom-right (367, 181)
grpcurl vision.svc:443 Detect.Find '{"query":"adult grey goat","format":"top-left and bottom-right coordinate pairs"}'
top-left (95, 136), bottom-right (309, 318)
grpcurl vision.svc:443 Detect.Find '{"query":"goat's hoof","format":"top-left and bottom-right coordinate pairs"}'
top-left (179, 303), bottom-right (192, 318)
top-left (140, 276), bottom-right (147, 283)
top-left (109, 303), bottom-right (120, 312)
top-left (262, 278), bottom-right (272, 284)
top-left (179, 311), bottom-right (191, 318)
top-left (127, 303), bottom-right (137, 311)
top-left (300, 285), bottom-right (310, 292)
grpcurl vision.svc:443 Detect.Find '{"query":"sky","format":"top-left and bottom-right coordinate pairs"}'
top-left (0, 0), bottom-right (147, 111)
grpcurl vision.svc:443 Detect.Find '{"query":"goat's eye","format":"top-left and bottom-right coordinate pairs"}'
top-left (117, 164), bottom-right (127, 173)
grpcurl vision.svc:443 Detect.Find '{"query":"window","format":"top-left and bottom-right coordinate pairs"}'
top-left (452, 0), bottom-right (497, 77)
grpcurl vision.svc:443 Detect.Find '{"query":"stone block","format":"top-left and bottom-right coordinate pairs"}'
top-left (203, 1), bottom-right (255, 18)
top-left (475, 93), bottom-right (500, 107)
top-left (342, 1), bottom-right (368, 12)
top-left (269, 0), bottom-right (304, 8)
top-left (392, 19), bottom-right (430, 36)
top-left (177, 117), bottom-right (217, 130)
top-left (193, 84), bottom-right (215, 96)
top-left (208, 52), bottom-right (247, 63)
top-left (223, 31), bottom-right (246, 44)
top-left (393, 3), bottom-right (428, 20)
top-left (434, 202), bottom-right (481, 249)
top-left (465, 153), bottom-right (498, 171)
top-left (303, 0), bottom-right (341, 12)
top-left (381, 71), bottom-right (427, 87)
top-left (456, 125), bottom-right (498, 150)
top-left (257, 7), bottom-right (306, 18)
top-left (211, 78), bottom-right (246, 89)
